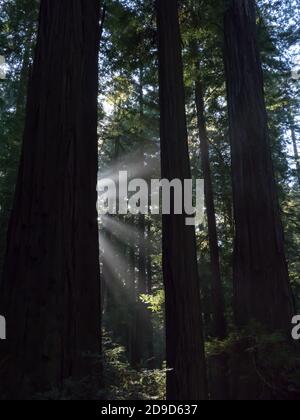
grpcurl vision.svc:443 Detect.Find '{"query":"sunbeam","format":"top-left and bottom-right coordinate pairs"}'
top-left (101, 215), bottom-right (146, 248)
top-left (99, 232), bottom-right (136, 287)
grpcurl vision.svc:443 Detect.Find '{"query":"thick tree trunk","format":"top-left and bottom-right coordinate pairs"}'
top-left (0, 0), bottom-right (101, 398)
top-left (223, 0), bottom-right (294, 331)
top-left (195, 80), bottom-right (227, 339)
top-left (156, 0), bottom-right (207, 400)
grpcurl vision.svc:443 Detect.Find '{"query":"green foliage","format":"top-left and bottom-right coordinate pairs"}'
top-left (0, 0), bottom-right (38, 270)
top-left (206, 325), bottom-right (300, 398)
top-left (103, 332), bottom-right (166, 400)
top-left (140, 290), bottom-right (164, 318)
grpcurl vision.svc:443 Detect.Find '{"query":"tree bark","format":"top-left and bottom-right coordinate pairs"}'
top-left (223, 0), bottom-right (294, 331)
top-left (195, 80), bottom-right (227, 339)
top-left (156, 0), bottom-right (208, 400)
top-left (0, 0), bottom-right (101, 398)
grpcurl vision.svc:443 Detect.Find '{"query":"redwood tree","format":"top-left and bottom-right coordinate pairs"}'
top-left (223, 0), bottom-right (294, 331)
top-left (156, 0), bottom-right (207, 400)
top-left (0, 0), bottom-right (101, 398)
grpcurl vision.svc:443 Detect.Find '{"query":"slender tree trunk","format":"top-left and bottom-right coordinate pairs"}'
top-left (290, 123), bottom-right (300, 187)
top-left (0, 0), bottom-right (101, 398)
top-left (132, 71), bottom-right (154, 368)
top-left (135, 209), bottom-right (148, 368)
top-left (195, 80), bottom-right (227, 339)
top-left (135, 155), bottom-right (153, 368)
top-left (136, 209), bottom-right (154, 369)
top-left (223, 0), bottom-right (294, 331)
top-left (134, 78), bottom-right (148, 367)
top-left (146, 220), bottom-right (153, 295)
top-left (146, 217), bottom-right (155, 367)
top-left (128, 235), bottom-right (138, 367)
top-left (156, 0), bottom-right (207, 400)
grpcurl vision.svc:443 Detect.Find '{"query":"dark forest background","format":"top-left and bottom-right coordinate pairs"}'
top-left (0, 0), bottom-right (300, 400)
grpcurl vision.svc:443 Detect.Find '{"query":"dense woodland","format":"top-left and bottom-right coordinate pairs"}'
top-left (0, 0), bottom-right (299, 401)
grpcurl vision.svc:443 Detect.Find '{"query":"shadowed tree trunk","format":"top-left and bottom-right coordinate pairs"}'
top-left (135, 209), bottom-right (148, 367)
top-left (195, 79), bottom-right (229, 400)
top-left (135, 76), bottom-right (149, 367)
top-left (0, 0), bottom-right (102, 398)
top-left (146, 217), bottom-right (155, 367)
top-left (156, 0), bottom-right (208, 400)
top-left (223, 0), bottom-right (294, 331)
top-left (195, 80), bottom-right (227, 340)
top-left (136, 209), bottom-right (154, 369)
top-left (290, 121), bottom-right (300, 187)
top-left (132, 71), bottom-right (154, 369)
top-left (127, 236), bottom-right (138, 367)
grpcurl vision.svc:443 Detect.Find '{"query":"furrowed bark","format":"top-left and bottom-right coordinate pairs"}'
top-left (223, 0), bottom-right (294, 331)
top-left (0, 0), bottom-right (102, 398)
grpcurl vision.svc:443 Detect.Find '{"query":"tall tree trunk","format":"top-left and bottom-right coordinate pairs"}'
top-left (134, 156), bottom-right (153, 368)
top-left (132, 71), bottom-right (154, 368)
top-left (195, 80), bottom-right (227, 339)
top-left (0, 0), bottom-right (101, 398)
top-left (134, 76), bottom-right (148, 367)
top-left (156, 0), bottom-right (207, 400)
top-left (128, 234), bottom-right (138, 367)
top-left (290, 123), bottom-right (300, 187)
top-left (135, 209), bottom-right (148, 368)
top-left (146, 217), bottom-right (155, 367)
top-left (146, 220), bottom-right (153, 295)
top-left (223, 0), bottom-right (294, 331)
